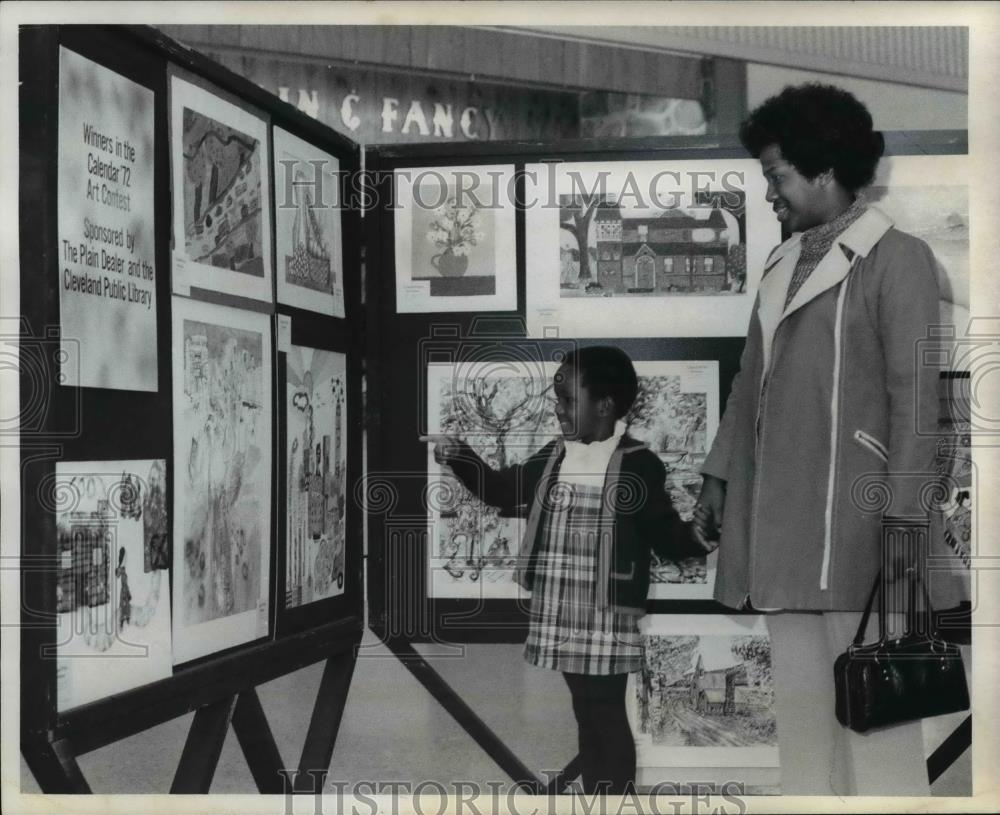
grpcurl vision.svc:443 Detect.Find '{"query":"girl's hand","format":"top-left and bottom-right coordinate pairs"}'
top-left (694, 475), bottom-right (726, 547)
top-left (419, 434), bottom-right (465, 465)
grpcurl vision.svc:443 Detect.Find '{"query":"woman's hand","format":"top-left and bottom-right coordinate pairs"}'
top-left (694, 475), bottom-right (726, 550)
top-left (419, 434), bottom-right (465, 466)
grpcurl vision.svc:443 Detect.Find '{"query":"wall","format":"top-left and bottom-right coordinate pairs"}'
top-left (747, 63), bottom-right (967, 130)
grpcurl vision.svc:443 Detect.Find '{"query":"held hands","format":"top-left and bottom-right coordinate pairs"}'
top-left (693, 475), bottom-right (726, 552)
top-left (419, 434), bottom-right (465, 466)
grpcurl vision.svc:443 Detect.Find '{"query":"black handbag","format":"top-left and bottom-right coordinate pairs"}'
top-left (834, 570), bottom-right (969, 733)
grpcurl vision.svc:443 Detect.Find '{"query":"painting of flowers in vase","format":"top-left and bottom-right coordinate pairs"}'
top-left (393, 165), bottom-right (517, 313)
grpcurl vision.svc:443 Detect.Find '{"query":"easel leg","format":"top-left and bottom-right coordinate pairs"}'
top-left (21, 737), bottom-right (91, 793)
top-left (547, 756), bottom-right (582, 794)
top-left (170, 695), bottom-right (238, 793)
top-left (232, 688), bottom-right (287, 793)
top-left (927, 715), bottom-right (971, 785)
top-left (386, 639), bottom-right (542, 793)
top-left (292, 652), bottom-right (358, 794)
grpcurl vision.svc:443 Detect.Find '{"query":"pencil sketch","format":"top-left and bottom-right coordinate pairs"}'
top-left (172, 298), bottom-right (272, 663)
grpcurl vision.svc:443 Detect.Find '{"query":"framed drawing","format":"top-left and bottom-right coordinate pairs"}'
top-left (627, 614), bottom-right (780, 789)
top-left (426, 358), bottom-right (719, 600)
top-left (393, 164), bottom-right (517, 313)
top-left (54, 459), bottom-right (171, 711)
top-left (170, 74), bottom-right (274, 304)
top-left (171, 296), bottom-right (272, 664)
top-left (273, 127), bottom-right (345, 318)
top-left (425, 359), bottom-right (551, 599)
top-left (626, 361), bottom-right (720, 600)
top-left (284, 344), bottom-right (348, 608)
top-left (524, 159), bottom-right (780, 338)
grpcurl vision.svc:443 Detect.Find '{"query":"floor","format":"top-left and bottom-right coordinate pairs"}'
top-left (18, 630), bottom-right (971, 798)
top-left (19, 629), bottom-right (577, 795)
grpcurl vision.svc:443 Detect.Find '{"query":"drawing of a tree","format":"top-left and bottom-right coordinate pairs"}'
top-left (728, 243), bottom-right (747, 293)
top-left (628, 377), bottom-right (706, 457)
top-left (731, 636), bottom-right (772, 687)
top-left (639, 635), bottom-right (700, 732)
top-left (444, 377), bottom-right (549, 468)
top-left (559, 194), bottom-right (602, 282)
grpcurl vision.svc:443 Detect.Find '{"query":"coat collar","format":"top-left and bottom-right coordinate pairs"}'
top-left (756, 206), bottom-right (894, 377)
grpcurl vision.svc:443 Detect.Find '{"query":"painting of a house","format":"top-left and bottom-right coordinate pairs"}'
top-left (594, 204), bottom-right (730, 293)
top-left (688, 652), bottom-right (748, 716)
top-left (636, 630), bottom-right (777, 749)
top-left (559, 192), bottom-right (746, 298)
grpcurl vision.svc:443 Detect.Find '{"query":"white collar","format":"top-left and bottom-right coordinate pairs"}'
top-left (560, 420), bottom-right (628, 483)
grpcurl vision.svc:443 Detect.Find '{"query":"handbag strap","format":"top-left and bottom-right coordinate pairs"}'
top-left (855, 561), bottom-right (950, 647)
top-left (852, 571), bottom-right (885, 646)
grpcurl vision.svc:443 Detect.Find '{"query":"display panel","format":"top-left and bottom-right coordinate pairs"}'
top-left (426, 358), bottom-right (719, 600)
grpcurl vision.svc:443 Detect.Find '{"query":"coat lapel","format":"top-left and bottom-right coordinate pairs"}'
top-left (756, 237), bottom-right (800, 377)
top-left (757, 207), bottom-right (895, 376)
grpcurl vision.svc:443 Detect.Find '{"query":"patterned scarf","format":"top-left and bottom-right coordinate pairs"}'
top-left (785, 193), bottom-right (868, 309)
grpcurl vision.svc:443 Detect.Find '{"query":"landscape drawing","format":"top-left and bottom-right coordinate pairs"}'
top-left (274, 127), bottom-right (345, 317)
top-left (426, 360), bottom-right (718, 599)
top-left (55, 459), bottom-right (171, 711)
top-left (394, 165), bottom-right (517, 313)
top-left (170, 76), bottom-right (273, 303)
top-left (629, 615), bottom-right (779, 770)
top-left (172, 298), bottom-right (271, 663)
top-left (286, 345), bottom-right (348, 608)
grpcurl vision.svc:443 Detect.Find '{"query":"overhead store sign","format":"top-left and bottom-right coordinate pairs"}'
top-left (205, 51), bottom-right (580, 144)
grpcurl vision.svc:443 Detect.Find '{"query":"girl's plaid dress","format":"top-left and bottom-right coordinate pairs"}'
top-left (523, 480), bottom-right (643, 675)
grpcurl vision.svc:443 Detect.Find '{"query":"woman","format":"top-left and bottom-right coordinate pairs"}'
top-left (693, 83), bottom-right (965, 795)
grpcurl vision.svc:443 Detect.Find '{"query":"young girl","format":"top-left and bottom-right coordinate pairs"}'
top-left (426, 345), bottom-right (707, 793)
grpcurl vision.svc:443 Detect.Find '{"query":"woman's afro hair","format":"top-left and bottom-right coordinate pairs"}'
top-left (739, 83), bottom-right (885, 192)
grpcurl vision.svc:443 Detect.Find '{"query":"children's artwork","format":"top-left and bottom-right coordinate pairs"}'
top-left (525, 159), bottom-right (780, 337)
top-left (171, 297), bottom-right (271, 663)
top-left (274, 127), bottom-right (345, 318)
top-left (285, 345), bottom-right (348, 608)
top-left (54, 459), bottom-right (171, 711)
top-left (170, 75), bottom-right (273, 303)
top-left (394, 165), bottom-right (517, 312)
top-left (626, 362), bottom-right (720, 600)
top-left (426, 359), bottom-right (719, 599)
top-left (627, 615), bottom-right (779, 786)
top-left (426, 361), bottom-right (556, 598)
top-left (868, 154), bottom-right (969, 357)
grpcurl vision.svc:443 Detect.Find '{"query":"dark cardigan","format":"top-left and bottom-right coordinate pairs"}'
top-left (445, 434), bottom-right (703, 615)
